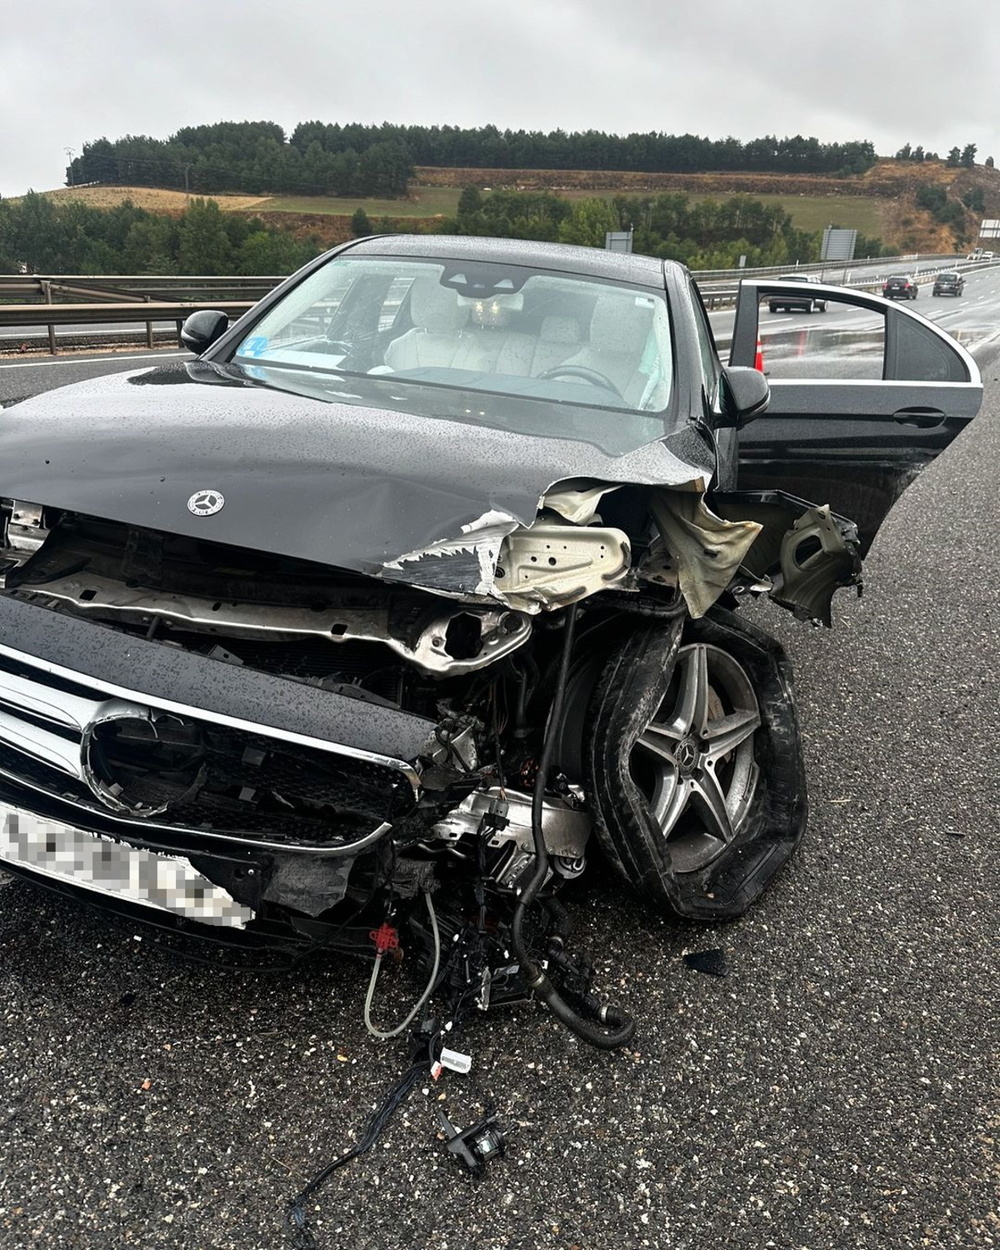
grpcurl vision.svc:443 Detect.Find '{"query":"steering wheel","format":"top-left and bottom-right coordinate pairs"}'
top-left (537, 365), bottom-right (623, 400)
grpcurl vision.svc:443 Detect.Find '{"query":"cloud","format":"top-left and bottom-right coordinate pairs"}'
top-left (3, 0), bottom-right (997, 196)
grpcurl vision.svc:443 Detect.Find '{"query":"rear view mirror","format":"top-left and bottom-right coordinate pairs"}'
top-left (720, 365), bottom-right (770, 428)
top-left (179, 310), bottom-right (229, 354)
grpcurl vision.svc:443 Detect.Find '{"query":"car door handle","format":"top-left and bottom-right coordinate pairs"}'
top-left (892, 408), bottom-right (946, 429)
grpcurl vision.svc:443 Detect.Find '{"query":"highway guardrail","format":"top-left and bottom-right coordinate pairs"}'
top-left (2, 258), bottom-right (997, 353)
top-left (0, 300), bottom-right (255, 353)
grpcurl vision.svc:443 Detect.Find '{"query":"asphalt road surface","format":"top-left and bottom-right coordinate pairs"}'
top-left (1, 328), bottom-right (999, 1248)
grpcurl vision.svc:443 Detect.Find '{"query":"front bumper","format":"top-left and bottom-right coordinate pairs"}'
top-left (0, 596), bottom-right (435, 923)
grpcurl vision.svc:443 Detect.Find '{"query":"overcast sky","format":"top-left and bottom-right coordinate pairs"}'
top-left (2, 0), bottom-right (994, 197)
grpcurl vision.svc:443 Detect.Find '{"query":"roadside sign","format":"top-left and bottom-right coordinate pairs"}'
top-left (821, 228), bottom-right (857, 262)
top-left (605, 231), bottom-right (633, 253)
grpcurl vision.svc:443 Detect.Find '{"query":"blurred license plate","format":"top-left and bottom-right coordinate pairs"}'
top-left (0, 804), bottom-right (251, 928)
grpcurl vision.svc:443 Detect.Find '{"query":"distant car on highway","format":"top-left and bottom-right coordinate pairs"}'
top-left (932, 271), bottom-right (965, 297)
top-left (767, 274), bottom-right (827, 314)
top-left (882, 275), bottom-right (919, 300)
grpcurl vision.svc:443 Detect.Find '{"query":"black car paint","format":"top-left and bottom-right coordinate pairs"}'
top-left (933, 272), bottom-right (965, 296)
top-left (0, 239), bottom-right (983, 965)
top-left (882, 275), bottom-right (918, 300)
top-left (730, 280), bottom-right (981, 551)
top-left (2, 360), bottom-right (715, 579)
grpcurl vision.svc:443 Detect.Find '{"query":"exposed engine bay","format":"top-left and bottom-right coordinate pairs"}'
top-left (0, 478), bottom-right (861, 1049)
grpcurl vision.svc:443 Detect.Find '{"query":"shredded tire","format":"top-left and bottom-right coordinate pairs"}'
top-left (585, 608), bottom-right (807, 920)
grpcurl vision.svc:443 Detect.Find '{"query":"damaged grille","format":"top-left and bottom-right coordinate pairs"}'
top-left (0, 645), bottom-right (419, 854)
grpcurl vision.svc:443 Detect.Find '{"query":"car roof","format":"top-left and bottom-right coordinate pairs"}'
top-left (341, 233), bottom-right (673, 286)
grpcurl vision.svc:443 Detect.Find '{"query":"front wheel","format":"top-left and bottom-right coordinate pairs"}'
top-left (585, 610), bottom-right (807, 920)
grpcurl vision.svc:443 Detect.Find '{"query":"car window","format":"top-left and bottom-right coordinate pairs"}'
top-left (689, 280), bottom-right (722, 401)
top-left (759, 293), bottom-right (886, 380)
top-left (233, 256), bottom-right (674, 416)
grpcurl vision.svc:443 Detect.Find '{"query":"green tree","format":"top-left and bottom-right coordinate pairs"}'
top-left (946, 147), bottom-right (962, 167)
top-left (236, 230), bottom-right (313, 274)
top-left (962, 188), bottom-right (985, 213)
top-left (961, 144), bottom-right (977, 168)
top-left (457, 186), bottom-right (483, 216)
top-left (123, 218), bottom-right (179, 274)
top-left (356, 141), bottom-right (412, 196)
top-left (916, 185), bottom-right (947, 213)
top-left (557, 197), bottom-right (620, 248)
top-left (177, 198), bottom-right (232, 273)
top-left (350, 207), bottom-right (372, 236)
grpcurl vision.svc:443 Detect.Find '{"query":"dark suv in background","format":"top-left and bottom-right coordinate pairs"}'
top-left (882, 275), bottom-right (919, 300)
top-left (932, 271), bottom-right (965, 297)
top-left (767, 273), bottom-right (827, 313)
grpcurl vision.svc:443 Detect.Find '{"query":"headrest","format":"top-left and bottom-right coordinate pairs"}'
top-left (589, 294), bottom-right (653, 355)
top-left (409, 277), bottom-right (470, 334)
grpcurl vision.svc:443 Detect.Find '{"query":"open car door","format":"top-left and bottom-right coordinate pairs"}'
top-left (729, 280), bottom-right (982, 553)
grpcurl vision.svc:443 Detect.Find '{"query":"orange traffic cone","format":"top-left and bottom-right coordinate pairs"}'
top-left (754, 336), bottom-right (765, 373)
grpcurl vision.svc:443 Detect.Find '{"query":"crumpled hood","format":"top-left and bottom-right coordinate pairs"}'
top-left (1, 362), bottom-right (713, 576)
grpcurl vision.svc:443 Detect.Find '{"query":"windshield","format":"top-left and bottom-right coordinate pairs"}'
top-left (232, 255), bottom-right (673, 416)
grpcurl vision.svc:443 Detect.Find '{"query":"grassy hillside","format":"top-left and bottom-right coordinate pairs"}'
top-left (33, 186), bottom-right (270, 212)
top-left (25, 182), bottom-right (880, 235)
top-left (26, 158), bottom-right (1000, 253)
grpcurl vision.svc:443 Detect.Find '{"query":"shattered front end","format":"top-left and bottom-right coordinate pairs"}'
top-left (0, 467), bottom-right (859, 954)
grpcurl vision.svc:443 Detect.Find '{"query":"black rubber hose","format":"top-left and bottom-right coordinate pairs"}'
top-left (510, 604), bottom-right (636, 1051)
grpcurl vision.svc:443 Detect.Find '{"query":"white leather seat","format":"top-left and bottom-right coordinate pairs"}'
top-left (530, 315), bottom-right (582, 375)
top-left (383, 277), bottom-right (470, 371)
top-left (562, 295), bottom-right (654, 406)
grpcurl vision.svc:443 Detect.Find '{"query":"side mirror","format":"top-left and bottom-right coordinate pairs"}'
top-left (719, 365), bottom-right (769, 428)
top-left (179, 309), bottom-right (229, 354)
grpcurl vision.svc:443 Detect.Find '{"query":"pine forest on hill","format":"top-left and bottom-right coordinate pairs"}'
top-left (4, 120), bottom-right (999, 275)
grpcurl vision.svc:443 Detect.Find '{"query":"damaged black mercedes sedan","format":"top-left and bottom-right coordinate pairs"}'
top-left (0, 238), bottom-right (982, 1046)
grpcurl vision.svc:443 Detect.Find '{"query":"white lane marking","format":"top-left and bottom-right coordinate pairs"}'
top-left (0, 351), bottom-right (190, 371)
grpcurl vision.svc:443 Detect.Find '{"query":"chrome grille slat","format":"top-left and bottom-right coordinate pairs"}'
top-left (0, 706), bottom-right (83, 778)
top-left (0, 666), bottom-right (96, 731)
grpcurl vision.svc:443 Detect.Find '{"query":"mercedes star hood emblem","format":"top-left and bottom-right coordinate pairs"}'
top-left (187, 489), bottom-right (225, 516)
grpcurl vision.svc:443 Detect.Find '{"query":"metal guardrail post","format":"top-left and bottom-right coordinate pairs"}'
top-left (41, 281), bottom-right (56, 355)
